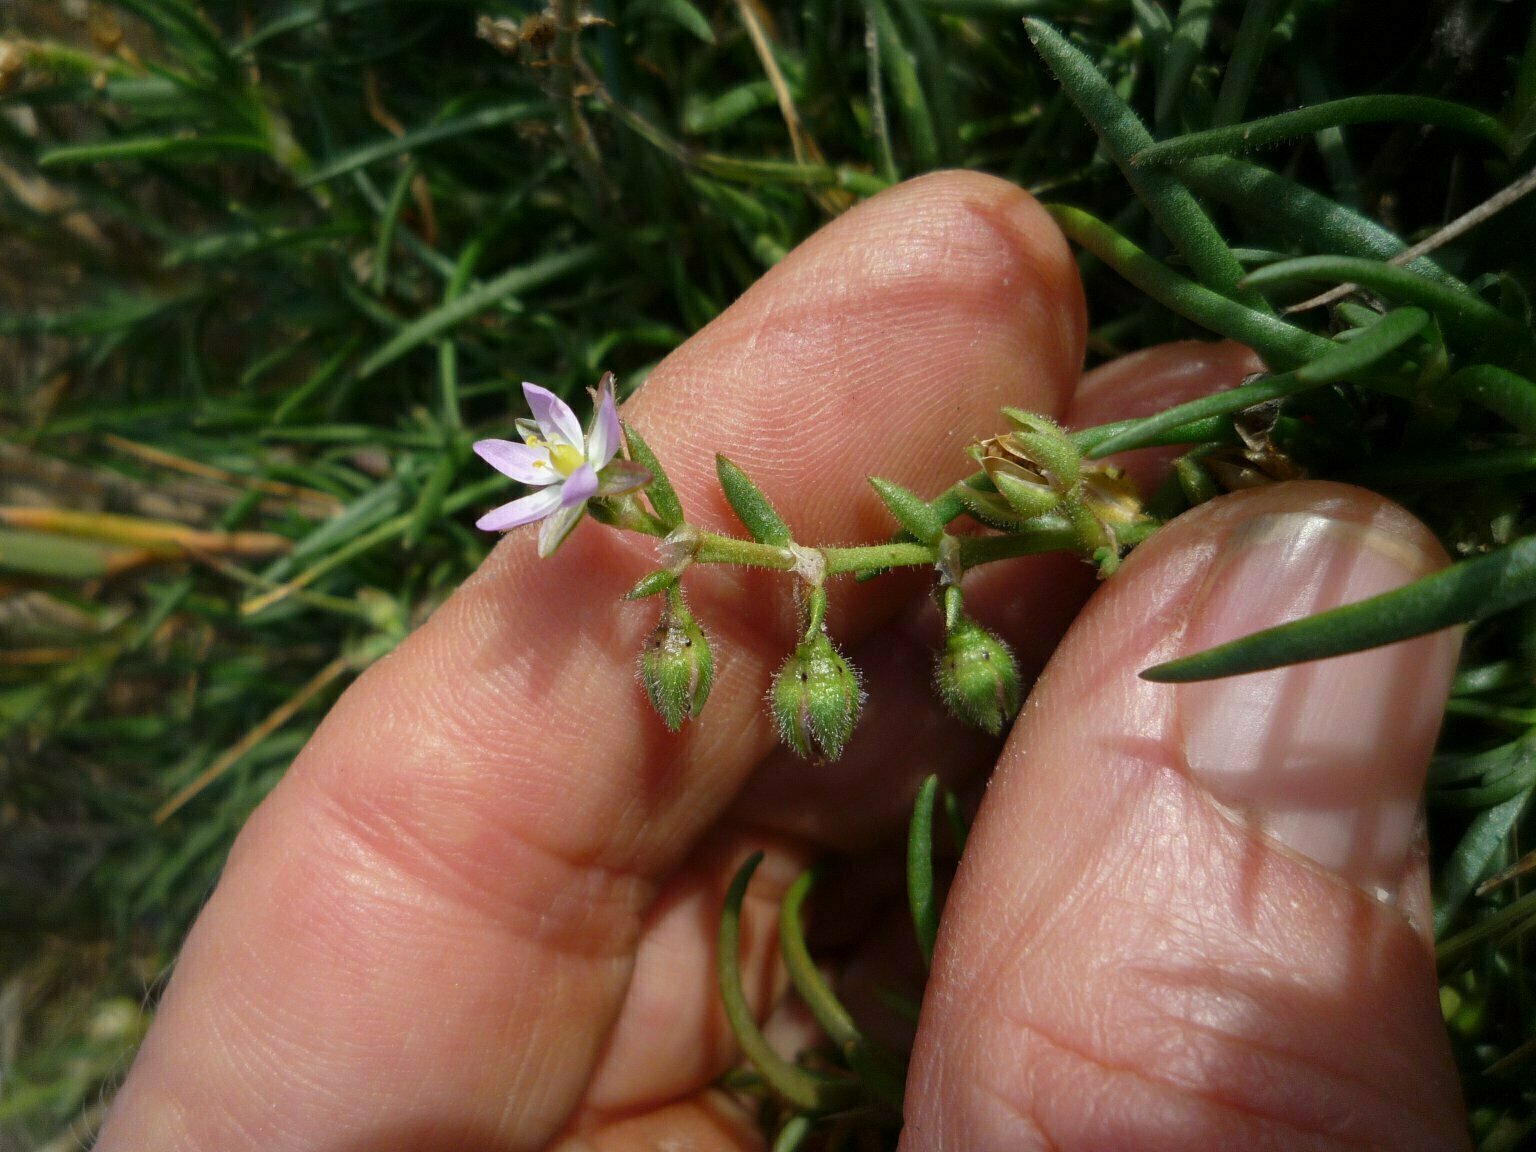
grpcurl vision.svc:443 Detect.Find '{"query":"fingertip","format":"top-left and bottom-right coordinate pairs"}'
top-left (907, 481), bottom-right (1468, 1151)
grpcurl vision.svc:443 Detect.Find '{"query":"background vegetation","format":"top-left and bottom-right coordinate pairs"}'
top-left (1, 1), bottom-right (1533, 1147)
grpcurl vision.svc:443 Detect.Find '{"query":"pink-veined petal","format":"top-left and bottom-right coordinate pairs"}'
top-left (537, 500), bottom-right (586, 557)
top-left (473, 438), bottom-right (558, 486)
top-left (585, 374), bottom-right (622, 469)
top-left (559, 463), bottom-right (599, 507)
top-left (523, 382), bottom-right (584, 452)
top-left (475, 484), bottom-right (564, 532)
top-left (595, 460), bottom-right (651, 497)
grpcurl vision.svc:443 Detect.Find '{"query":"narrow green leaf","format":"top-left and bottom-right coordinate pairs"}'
top-left (1447, 364), bottom-right (1536, 435)
top-left (1242, 256), bottom-right (1536, 372)
top-left (869, 477), bottom-right (944, 544)
top-left (1174, 156), bottom-right (1465, 291)
top-left (683, 82), bottom-right (777, 135)
top-left (1210, 0), bottom-right (1283, 127)
top-left (403, 447), bottom-right (461, 550)
top-left (1137, 96), bottom-right (1510, 167)
top-left (624, 424), bottom-right (684, 530)
top-left (1069, 414), bottom-right (1235, 454)
top-left (1046, 205), bottom-right (1331, 370)
top-left (1143, 534), bottom-right (1536, 683)
top-left (1437, 882), bottom-right (1536, 969)
top-left (871, 0), bottom-right (940, 170)
top-left (1430, 732), bottom-right (1535, 787)
top-left (1086, 371), bottom-right (1310, 458)
top-left (1430, 755), bottom-right (1536, 809)
top-left (634, 0), bottom-right (717, 44)
top-left (301, 102), bottom-right (541, 186)
top-left (40, 135), bottom-right (270, 166)
top-left (1154, 0), bottom-right (1216, 132)
top-left (1024, 18), bottom-right (1257, 305)
top-left (908, 774), bottom-right (940, 969)
top-left (772, 1117), bottom-right (814, 1152)
top-left (624, 570), bottom-right (678, 600)
top-left (1294, 307), bottom-right (1430, 384)
top-left (1434, 787), bottom-right (1535, 937)
top-left (716, 455), bottom-right (792, 546)
top-left (780, 869), bottom-right (906, 1110)
top-left (0, 527), bottom-right (124, 580)
top-left (358, 245), bottom-right (599, 378)
top-left (718, 853), bottom-right (860, 1113)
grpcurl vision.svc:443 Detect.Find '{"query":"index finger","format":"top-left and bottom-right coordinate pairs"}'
top-left (95, 172), bottom-right (1086, 1152)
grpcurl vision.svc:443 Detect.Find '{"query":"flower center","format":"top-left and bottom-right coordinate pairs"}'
top-left (547, 441), bottom-right (585, 476)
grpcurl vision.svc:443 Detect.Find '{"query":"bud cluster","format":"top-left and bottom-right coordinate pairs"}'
top-left (967, 410), bottom-right (1148, 574)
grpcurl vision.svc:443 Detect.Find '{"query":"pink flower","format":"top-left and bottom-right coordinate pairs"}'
top-left (474, 374), bottom-right (648, 556)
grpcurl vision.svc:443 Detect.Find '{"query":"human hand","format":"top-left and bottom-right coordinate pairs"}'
top-left (93, 172), bottom-right (1468, 1151)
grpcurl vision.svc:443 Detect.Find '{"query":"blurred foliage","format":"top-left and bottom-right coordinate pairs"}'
top-left (0, 0), bottom-right (1534, 1147)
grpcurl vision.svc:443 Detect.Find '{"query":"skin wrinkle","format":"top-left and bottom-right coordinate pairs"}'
top-left (986, 1007), bottom-right (1354, 1152)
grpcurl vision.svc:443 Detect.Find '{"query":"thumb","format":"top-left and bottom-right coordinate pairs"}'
top-left (903, 481), bottom-right (1468, 1152)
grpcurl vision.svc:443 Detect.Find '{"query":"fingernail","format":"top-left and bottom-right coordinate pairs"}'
top-left (1177, 512), bottom-right (1460, 900)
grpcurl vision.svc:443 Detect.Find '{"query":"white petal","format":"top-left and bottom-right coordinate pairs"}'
top-left (473, 439), bottom-right (558, 485)
top-left (586, 373), bottom-right (622, 468)
top-left (475, 484), bottom-right (564, 531)
top-left (523, 382), bottom-right (584, 452)
top-left (537, 500), bottom-right (586, 556)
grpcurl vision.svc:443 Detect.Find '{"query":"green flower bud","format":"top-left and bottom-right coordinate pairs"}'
top-left (770, 631), bottom-right (863, 761)
top-left (639, 592), bottom-right (713, 731)
top-left (935, 621), bottom-right (1021, 736)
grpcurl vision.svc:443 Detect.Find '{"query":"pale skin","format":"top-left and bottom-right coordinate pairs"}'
top-left (95, 172), bottom-right (1470, 1151)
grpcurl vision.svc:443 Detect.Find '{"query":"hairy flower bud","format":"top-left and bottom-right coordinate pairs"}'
top-left (770, 631), bottom-right (863, 761)
top-left (639, 592), bottom-right (713, 731)
top-left (935, 620), bottom-right (1021, 736)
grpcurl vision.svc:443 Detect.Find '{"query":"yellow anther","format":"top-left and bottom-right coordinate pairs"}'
top-left (548, 441), bottom-right (584, 476)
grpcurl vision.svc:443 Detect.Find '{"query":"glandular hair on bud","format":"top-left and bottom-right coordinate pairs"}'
top-left (770, 631), bottom-right (863, 761)
top-left (639, 593), bottom-right (713, 731)
top-left (935, 621), bottom-right (1021, 736)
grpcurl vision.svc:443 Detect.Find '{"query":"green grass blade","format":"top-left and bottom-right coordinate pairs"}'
top-left (301, 102), bottom-right (540, 186)
top-left (1070, 414), bottom-right (1236, 454)
top-left (1153, 0), bottom-right (1216, 133)
top-left (908, 774), bottom-right (940, 969)
top-left (358, 244), bottom-right (599, 378)
top-left (1437, 883), bottom-right (1536, 970)
top-left (871, 0), bottom-right (940, 170)
top-left (40, 135), bottom-right (271, 166)
top-left (1085, 370), bottom-right (1310, 458)
top-left (1024, 17), bottom-right (1257, 305)
top-left (636, 0), bottom-right (717, 44)
top-left (1293, 306), bottom-right (1429, 384)
top-left (780, 869), bottom-right (906, 1110)
top-left (1241, 256), bottom-right (1536, 372)
top-left (1137, 95), bottom-right (1510, 166)
top-left (718, 853), bottom-right (860, 1113)
top-left (1209, 0), bottom-right (1282, 127)
top-left (1434, 788), bottom-right (1536, 937)
top-left (1174, 157), bottom-right (1466, 291)
top-left (1141, 535), bottom-right (1536, 683)
top-left (1046, 205), bottom-right (1331, 369)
